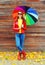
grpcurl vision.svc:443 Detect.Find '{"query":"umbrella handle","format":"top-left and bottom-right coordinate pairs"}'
top-left (23, 14), bottom-right (26, 20)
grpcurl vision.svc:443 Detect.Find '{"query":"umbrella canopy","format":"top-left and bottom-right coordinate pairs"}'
top-left (12, 6), bottom-right (38, 26)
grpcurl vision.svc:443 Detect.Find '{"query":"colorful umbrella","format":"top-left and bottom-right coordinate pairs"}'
top-left (12, 6), bottom-right (38, 26)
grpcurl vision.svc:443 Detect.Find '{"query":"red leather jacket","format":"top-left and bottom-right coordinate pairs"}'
top-left (13, 19), bottom-right (27, 33)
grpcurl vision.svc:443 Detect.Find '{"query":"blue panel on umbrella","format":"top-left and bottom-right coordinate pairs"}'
top-left (27, 8), bottom-right (38, 15)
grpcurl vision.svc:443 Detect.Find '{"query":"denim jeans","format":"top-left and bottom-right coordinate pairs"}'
top-left (15, 33), bottom-right (25, 52)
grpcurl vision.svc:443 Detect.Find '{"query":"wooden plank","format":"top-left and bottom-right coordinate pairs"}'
top-left (0, 28), bottom-right (45, 34)
top-left (26, 0), bottom-right (39, 2)
top-left (26, 28), bottom-right (45, 33)
top-left (0, 3), bottom-right (45, 9)
top-left (0, 33), bottom-right (45, 39)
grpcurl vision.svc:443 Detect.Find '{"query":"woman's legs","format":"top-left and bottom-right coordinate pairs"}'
top-left (20, 34), bottom-right (25, 50)
top-left (15, 33), bottom-right (22, 52)
top-left (15, 33), bottom-right (22, 60)
top-left (15, 33), bottom-right (26, 60)
top-left (20, 34), bottom-right (26, 59)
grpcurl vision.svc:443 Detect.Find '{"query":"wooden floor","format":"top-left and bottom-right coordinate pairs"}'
top-left (0, 0), bottom-right (45, 51)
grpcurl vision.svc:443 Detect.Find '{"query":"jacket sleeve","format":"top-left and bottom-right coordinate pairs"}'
top-left (13, 21), bottom-right (19, 31)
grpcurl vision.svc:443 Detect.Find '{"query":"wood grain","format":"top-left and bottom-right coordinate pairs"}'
top-left (0, 1), bottom-right (45, 51)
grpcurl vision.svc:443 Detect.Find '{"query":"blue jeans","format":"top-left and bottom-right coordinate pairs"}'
top-left (15, 33), bottom-right (25, 52)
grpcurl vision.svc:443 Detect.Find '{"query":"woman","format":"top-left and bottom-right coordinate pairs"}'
top-left (13, 11), bottom-right (27, 60)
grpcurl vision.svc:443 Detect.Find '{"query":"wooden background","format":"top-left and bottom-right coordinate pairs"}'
top-left (0, 0), bottom-right (45, 51)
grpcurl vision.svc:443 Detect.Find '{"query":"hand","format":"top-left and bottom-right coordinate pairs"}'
top-left (18, 24), bottom-right (24, 29)
top-left (19, 27), bottom-right (21, 29)
top-left (22, 24), bottom-right (24, 28)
